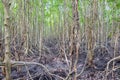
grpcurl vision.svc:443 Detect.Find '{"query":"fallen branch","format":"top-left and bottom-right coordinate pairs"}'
top-left (11, 60), bottom-right (65, 80)
top-left (0, 60), bottom-right (65, 80)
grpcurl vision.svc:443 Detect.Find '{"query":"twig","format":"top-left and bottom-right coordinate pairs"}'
top-left (64, 70), bottom-right (75, 80)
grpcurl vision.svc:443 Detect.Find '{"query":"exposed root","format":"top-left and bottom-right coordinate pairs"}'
top-left (106, 56), bottom-right (120, 77)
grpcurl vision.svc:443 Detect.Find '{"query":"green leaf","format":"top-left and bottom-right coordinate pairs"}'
top-left (113, 17), bottom-right (120, 22)
top-left (107, 0), bottom-right (115, 2)
top-left (116, 3), bottom-right (120, 8)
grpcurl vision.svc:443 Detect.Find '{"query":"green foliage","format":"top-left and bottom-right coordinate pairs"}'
top-left (11, 1), bottom-right (18, 15)
top-left (0, 0), bottom-right (119, 37)
top-left (104, 0), bottom-right (120, 23)
top-left (0, 0), bottom-right (4, 14)
top-left (107, 0), bottom-right (115, 2)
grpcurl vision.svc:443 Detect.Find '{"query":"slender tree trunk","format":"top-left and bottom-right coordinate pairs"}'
top-left (2, 0), bottom-right (11, 80)
top-left (22, 0), bottom-right (28, 55)
top-left (69, 0), bottom-right (80, 79)
top-left (87, 0), bottom-right (97, 67)
top-left (72, 0), bottom-right (80, 80)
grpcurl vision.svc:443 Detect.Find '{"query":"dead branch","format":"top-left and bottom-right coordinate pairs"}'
top-left (10, 60), bottom-right (65, 80)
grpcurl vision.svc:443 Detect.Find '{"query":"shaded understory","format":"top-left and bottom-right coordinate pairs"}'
top-left (0, 37), bottom-right (120, 80)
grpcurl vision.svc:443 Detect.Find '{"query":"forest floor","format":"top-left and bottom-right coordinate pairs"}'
top-left (0, 37), bottom-right (120, 80)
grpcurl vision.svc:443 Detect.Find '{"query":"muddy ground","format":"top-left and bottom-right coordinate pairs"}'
top-left (0, 38), bottom-right (120, 80)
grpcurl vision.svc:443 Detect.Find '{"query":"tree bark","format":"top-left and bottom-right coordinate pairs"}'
top-left (2, 0), bottom-right (11, 80)
top-left (69, 0), bottom-right (80, 79)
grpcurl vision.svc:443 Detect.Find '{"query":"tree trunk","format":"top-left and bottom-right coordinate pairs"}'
top-left (69, 0), bottom-right (80, 79)
top-left (2, 0), bottom-right (11, 80)
top-left (87, 0), bottom-right (97, 67)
